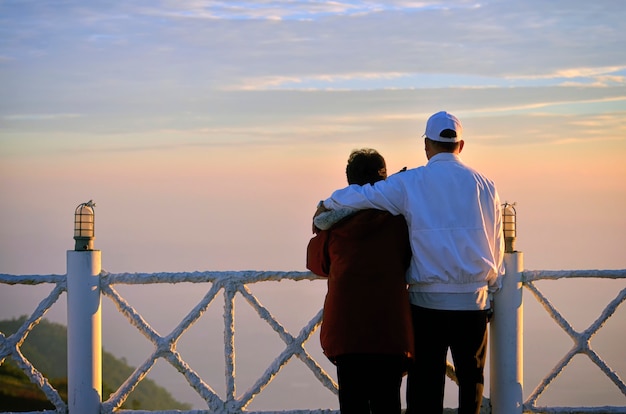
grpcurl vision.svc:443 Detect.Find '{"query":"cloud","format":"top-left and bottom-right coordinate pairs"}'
top-left (229, 70), bottom-right (626, 91)
top-left (2, 1), bottom-right (625, 88)
top-left (138, 1), bottom-right (467, 21)
top-left (2, 113), bottom-right (83, 121)
top-left (230, 72), bottom-right (412, 90)
top-left (509, 66), bottom-right (626, 81)
top-left (1, 0), bottom-right (625, 143)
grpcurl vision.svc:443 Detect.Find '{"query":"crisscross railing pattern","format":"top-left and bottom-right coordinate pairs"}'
top-left (0, 274), bottom-right (68, 413)
top-left (99, 270), bottom-right (336, 413)
top-left (522, 269), bottom-right (626, 414)
top-left (1, 268), bottom-right (625, 414)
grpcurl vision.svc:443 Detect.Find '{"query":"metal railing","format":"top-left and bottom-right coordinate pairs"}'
top-left (1, 258), bottom-right (625, 413)
top-left (522, 269), bottom-right (626, 414)
top-left (100, 270), bottom-right (332, 413)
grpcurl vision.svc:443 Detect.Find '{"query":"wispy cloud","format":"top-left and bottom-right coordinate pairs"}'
top-left (507, 66), bottom-right (626, 85)
top-left (230, 68), bottom-right (626, 91)
top-left (2, 0), bottom-right (624, 86)
top-left (2, 113), bottom-right (83, 121)
top-left (1, 0), bottom-right (625, 147)
top-left (139, 1), bottom-right (469, 21)
top-left (231, 72), bottom-right (412, 90)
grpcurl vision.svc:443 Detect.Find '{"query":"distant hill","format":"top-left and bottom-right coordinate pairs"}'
top-left (0, 316), bottom-right (192, 411)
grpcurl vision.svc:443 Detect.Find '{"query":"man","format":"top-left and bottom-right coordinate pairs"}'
top-left (316, 111), bottom-right (505, 414)
top-left (307, 148), bottom-right (414, 414)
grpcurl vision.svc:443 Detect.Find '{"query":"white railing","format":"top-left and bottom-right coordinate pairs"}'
top-left (1, 254), bottom-right (625, 413)
top-left (0, 273), bottom-right (67, 413)
top-left (521, 269), bottom-right (626, 414)
top-left (99, 269), bottom-right (333, 414)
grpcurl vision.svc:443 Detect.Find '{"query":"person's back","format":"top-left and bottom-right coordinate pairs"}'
top-left (387, 152), bottom-right (501, 294)
top-left (307, 148), bottom-right (413, 414)
top-left (314, 208), bottom-right (413, 360)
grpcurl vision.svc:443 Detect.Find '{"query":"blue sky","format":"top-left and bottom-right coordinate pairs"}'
top-left (2, 1), bottom-right (625, 100)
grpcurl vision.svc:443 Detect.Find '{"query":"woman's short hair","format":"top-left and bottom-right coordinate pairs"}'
top-left (346, 148), bottom-right (387, 186)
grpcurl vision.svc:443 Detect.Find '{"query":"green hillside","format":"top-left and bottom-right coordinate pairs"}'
top-left (0, 316), bottom-right (192, 411)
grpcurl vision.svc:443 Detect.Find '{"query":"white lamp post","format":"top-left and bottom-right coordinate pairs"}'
top-left (67, 200), bottom-right (102, 414)
top-left (491, 202), bottom-right (524, 414)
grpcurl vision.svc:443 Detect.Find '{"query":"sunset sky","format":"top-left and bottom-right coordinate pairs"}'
top-left (1, 0), bottom-right (625, 275)
top-left (1, 1), bottom-right (626, 410)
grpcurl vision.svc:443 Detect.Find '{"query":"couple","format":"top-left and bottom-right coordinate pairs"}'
top-left (307, 111), bottom-right (505, 414)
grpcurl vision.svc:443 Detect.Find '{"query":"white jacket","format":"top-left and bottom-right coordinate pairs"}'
top-left (324, 152), bottom-right (505, 294)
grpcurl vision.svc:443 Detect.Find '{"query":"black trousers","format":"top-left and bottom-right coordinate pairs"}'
top-left (406, 305), bottom-right (489, 414)
top-left (335, 353), bottom-right (406, 414)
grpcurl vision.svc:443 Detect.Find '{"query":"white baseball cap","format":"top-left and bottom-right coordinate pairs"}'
top-left (423, 111), bottom-right (463, 143)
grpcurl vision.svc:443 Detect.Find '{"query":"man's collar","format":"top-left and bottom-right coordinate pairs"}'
top-left (427, 152), bottom-right (461, 164)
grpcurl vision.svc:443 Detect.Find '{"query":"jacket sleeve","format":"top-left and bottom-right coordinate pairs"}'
top-left (489, 194), bottom-right (506, 292)
top-left (323, 173), bottom-right (407, 216)
top-left (306, 231), bottom-right (330, 277)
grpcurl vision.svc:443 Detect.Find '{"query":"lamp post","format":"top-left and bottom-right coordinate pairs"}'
top-left (67, 200), bottom-right (102, 414)
top-left (491, 202), bottom-right (524, 414)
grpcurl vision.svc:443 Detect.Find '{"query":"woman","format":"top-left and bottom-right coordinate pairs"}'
top-left (307, 148), bottom-right (414, 413)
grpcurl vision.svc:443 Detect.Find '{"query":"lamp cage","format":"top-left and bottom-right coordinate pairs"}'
top-left (74, 200), bottom-right (96, 250)
top-left (502, 202), bottom-right (517, 252)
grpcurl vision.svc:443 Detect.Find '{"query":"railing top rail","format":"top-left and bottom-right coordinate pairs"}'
top-left (523, 269), bottom-right (626, 282)
top-left (0, 273), bottom-right (65, 285)
top-left (100, 270), bottom-right (319, 285)
top-left (4, 268), bottom-right (626, 286)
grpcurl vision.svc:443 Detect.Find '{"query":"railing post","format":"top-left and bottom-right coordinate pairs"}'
top-left (67, 250), bottom-right (102, 414)
top-left (490, 251), bottom-right (524, 414)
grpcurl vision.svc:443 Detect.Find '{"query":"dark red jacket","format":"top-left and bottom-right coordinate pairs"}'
top-left (307, 209), bottom-right (414, 363)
